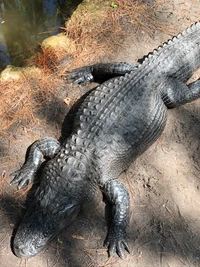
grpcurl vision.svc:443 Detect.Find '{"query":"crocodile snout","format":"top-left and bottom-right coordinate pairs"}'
top-left (13, 242), bottom-right (41, 258)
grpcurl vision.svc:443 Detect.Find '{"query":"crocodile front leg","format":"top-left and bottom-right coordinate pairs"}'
top-left (102, 180), bottom-right (130, 259)
top-left (65, 62), bottom-right (140, 85)
top-left (10, 137), bottom-right (61, 189)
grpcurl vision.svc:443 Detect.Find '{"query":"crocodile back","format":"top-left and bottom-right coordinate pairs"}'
top-left (72, 74), bottom-right (167, 180)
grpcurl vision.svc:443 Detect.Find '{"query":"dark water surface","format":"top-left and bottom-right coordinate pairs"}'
top-left (0, 0), bottom-right (81, 68)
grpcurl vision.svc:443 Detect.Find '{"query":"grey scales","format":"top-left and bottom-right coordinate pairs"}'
top-left (10, 22), bottom-right (200, 259)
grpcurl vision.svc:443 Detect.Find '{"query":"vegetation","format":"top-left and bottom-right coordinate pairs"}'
top-left (0, 0), bottom-right (164, 132)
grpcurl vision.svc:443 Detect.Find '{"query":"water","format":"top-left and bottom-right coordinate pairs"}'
top-left (0, 0), bottom-right (79, 68)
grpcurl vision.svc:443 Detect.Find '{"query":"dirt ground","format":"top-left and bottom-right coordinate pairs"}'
top-left (1, 0), bottom-right (200, 266)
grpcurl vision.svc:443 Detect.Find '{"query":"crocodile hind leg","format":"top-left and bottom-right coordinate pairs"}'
top-left (10, 137), bottom-right (61, 189)
top-left (102, 180), bottom-right (130, 259)
top-left (65, 62), bottom-right (140, 85)
top-left (161, 77), bottom-right (200, 107)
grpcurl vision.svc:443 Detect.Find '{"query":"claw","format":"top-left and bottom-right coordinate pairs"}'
top-left (10, 170), bottom-right (23, 186)
top-left (123, 240), bottom-right (130, 254)
top-left (108, 243), bottom-right (116, 258)
top-left (117, 242), bottom-right (125, 259)
top-left (63, 66), bottom-right (94, 85)
top-left (116, 240), bottom-right (130, 259)
top-left (10, 170), bottom-right (20, 183)
top-left (17, 177), bottom-right (31, 190)
top-left (10, 165), bottom-right (35, 189)
top-left (104, 227), bottom-right (130, 259)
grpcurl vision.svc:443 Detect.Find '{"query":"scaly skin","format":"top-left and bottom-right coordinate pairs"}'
top-left (11, 22), bottom-right (200, 259)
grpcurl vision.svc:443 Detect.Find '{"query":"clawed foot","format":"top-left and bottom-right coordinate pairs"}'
top-left (64, 66), bottom-right (94, 85)
top-left (104, 226), bottom-right (130, 259)
top-left (10, 164), bottom-right (36, 189)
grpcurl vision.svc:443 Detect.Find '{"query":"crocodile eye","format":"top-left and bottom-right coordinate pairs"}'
top-left (52, 203), bottom-right (75, 215)
top-left (57, 205), bottom-right (69, 214)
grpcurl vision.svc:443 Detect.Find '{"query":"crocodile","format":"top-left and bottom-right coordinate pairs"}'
top-left (11, 22), bottom-right (200, 259)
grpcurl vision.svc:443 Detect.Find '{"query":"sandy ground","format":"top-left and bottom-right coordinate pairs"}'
top-left (1, 0), bottom-right (200, 266)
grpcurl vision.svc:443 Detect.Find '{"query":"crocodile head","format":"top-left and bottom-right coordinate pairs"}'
top-left (12, 185), bottom-right (82, 258)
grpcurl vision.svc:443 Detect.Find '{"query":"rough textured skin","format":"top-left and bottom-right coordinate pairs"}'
top-left (11, 22), bottom-right (200, 259)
